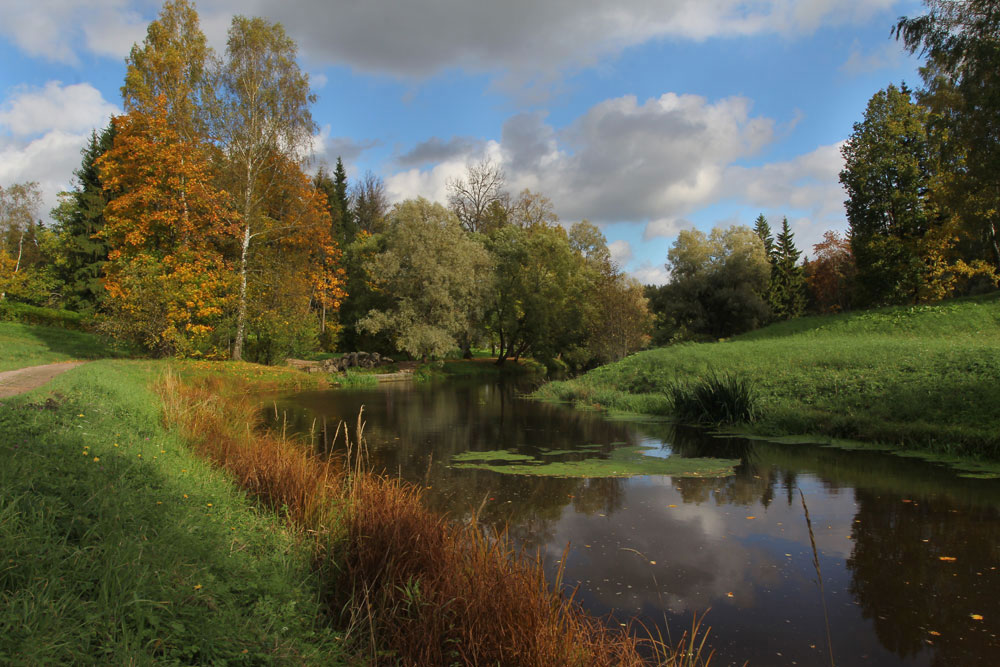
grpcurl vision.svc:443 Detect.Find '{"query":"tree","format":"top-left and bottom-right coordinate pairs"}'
top-left (895, 0), bottom-right (1000, 269)
top-left (840, 84), bottom-right (937, 305)
top-left (753, 213), bottom-right (776, 261)
top-left (316, 157), bottom-right (355, 247)
top-left (121, 0), bottom-right (211, 140)
top-left (358, 198), bottom-right (491, 360)
top-left (585, 274), bottom-right (652, 364)
top-left (447, 158), bottom-right (506, 233)
top-left (769, 218), bottom-right (807, 319)
top-left (96, 104), bottom-right (240, 356)
top-left (805, 231), bottom-right (855, 313)
top-left (509, 189), bottom-right (558, 229)
top-left (0, 182), bottom-right (43, 302)
top-left (486, 224), bottom-right (586, 365)
top-left (51, 122), bottom-right (117, 312)
top-left (350, 169), bottom-right (389, 235)
top-left (652, 226), bottom-right (771, 341)
top-left (213, 15), bottom-right (317, 360)
top-left (241, 157), bottom-right (346, 364)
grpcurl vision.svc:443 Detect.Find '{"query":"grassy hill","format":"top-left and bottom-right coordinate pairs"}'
top-left (535, 292), bottom-right (1000, 460)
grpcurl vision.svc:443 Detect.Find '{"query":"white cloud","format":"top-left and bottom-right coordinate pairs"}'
top-left (0, 82), bottom-right (120, 137)
top-left (0, 82), bottom-right (121, 223)
top-left (608, 239), bottom-right (633, 266)
top-left (629, 260), bottom-right (670, 286)
top-left (3, 0), bottom-right (896, 78)
top-left (840, 38), bottom-right (905, 75)
top-left (0, 131), bottom-right (92, 222)
top-left (387, 92), bottom-right (775, 227)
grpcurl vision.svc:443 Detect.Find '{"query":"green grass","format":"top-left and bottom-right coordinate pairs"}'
top-left (0, 322), bottom-right (125, 372)
top-left (0, 360), bottom-right (347, 664)
top-left (535, 292), bottom-right (1000, 460)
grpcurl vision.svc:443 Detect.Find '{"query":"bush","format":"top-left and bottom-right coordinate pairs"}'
top-left (0, 301), bottom-right (90, 330)
top-left (669, 373), bottom-right (761, 425)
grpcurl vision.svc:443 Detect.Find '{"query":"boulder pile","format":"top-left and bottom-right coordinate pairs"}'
top-left (319, 351), bottom-right (392, 373)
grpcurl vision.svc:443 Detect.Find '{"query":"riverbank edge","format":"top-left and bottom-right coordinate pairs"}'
top-left (543, 397), bottom-right (1000, 480)
top-left (531, 294), bottom-right (1000, 474)
top-left (0, 358), bottom-right (349, 664)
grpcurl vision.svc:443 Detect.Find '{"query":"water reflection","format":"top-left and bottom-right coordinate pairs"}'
top-left (270, 378), bottom-right (1000, 666)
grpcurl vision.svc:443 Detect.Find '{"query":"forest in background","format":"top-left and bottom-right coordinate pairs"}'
top-left (1, 0), bottom-right (998, 366)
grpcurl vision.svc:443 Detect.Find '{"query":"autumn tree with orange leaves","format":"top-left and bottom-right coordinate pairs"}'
top-left (97, 102), bottom-right (240, 356)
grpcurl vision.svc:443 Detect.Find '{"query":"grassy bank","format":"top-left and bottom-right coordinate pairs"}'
top-left (160, 369), bottom-right (676, 665)
top-left (0, 360), bottom-right (345, 664)
top-left (536, 292), bottom-right (1000, 460)
top-left (0, 322), bottom-right (124, 372)
top-left (1, 323), bottom-right (704, 665)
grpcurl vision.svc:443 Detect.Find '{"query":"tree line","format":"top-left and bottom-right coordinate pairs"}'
top-left (0, 0), bottom-right (651, 369)
top-left (646, 0), bottom-right (1000, 343)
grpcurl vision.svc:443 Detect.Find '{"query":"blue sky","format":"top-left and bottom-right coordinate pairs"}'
top-left (0, 0), bottom-right (925, 283)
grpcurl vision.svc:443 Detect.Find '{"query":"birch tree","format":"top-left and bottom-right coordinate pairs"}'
top-left (213, 15), bottom-right (316, 360)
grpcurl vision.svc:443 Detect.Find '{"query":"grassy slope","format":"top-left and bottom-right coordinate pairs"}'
top-left (0, 322), bottom-right (124, 372)
top-left (536, 292), bottom-right (1000, 459)
top-left (0, 329), bottom-right (345, 663)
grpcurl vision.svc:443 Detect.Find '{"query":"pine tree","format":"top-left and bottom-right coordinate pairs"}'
top-left (769, 217), bottom-right (807, 319)
top-left (52, 121), bottom-right (117, 312)
top-left (332, 157), bottom-right (355, 245)
top-left (753, 213), bottom-right (776, 261)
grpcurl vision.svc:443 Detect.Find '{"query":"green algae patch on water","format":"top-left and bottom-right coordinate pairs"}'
top-left (450, 445), bottom-right (738, 479)
top-left (450, 449), bottom-right (536, 463)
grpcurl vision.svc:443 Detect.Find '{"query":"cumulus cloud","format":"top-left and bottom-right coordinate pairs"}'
top-left (4, 0), bottom-right (896, 78)
top-left (0, 82), bottom-right (121, 222)
top-left (310, 125), bottom-right (379, 171)
top-left (388, 92), bottom-right (775, 227)
top-left (0, 82), bottom-right (120, 137)
top-left (630, 260), bottom-right (671, 286)
top-left (608, 239), bottom-right (633, 266)
top-left (840, 39), bottom-right (905, 75)
top-left (395, 136), bottom-right (485, 168)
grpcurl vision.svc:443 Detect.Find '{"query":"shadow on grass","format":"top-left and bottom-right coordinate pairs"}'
top-left (0, 368), bottom-right (337, 664)
top-left (23, 324), bottom-right (128, 362)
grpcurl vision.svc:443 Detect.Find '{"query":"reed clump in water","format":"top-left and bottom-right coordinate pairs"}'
top-left (668, 373), bottom-right (761, 426)
top-left (158, 369), bottom-right (710, 666)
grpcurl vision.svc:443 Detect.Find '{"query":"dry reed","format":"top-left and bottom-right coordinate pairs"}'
top-left (157, 368), bottom-right (711, 666)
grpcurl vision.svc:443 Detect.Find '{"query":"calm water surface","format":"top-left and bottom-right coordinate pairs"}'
top-left (271, 378), bottom-right (1000, 666)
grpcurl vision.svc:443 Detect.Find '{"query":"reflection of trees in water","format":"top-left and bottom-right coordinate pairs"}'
top-left (847, 489), bottom-right (1000, 665)
top-left (272, 380), bottom-right (632, 547)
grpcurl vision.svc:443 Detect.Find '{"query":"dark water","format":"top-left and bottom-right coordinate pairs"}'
top-left (269, 378), bottom-right (1000, 666)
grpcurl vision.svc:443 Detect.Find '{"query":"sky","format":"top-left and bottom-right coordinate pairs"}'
top-left (0, 0), bottom-right (926, 284)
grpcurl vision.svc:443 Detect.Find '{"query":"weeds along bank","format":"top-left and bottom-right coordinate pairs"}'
top-left (0, 322), bottom-right (704, 665)
top-left (158, 367), bottom-right (685, 666)
top-left (0, 360), bottom-right (346, 664)
top-left (536, 293), bottom-right (1000, 460)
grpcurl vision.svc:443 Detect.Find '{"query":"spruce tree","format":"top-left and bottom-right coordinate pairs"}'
top-left (753, 213), bottom-right (776, 261)
top-left (769, 217), bottom-right (807, 319)
top-left (332, 157), bottom-right (355, 246)
top-left (52, 121), bottom-right (117, 312)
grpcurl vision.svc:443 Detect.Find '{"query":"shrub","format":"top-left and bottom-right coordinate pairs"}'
top-left (0, 301), bottom-right (90, 330)
top-left (669, 373), bottom-right (761, 425)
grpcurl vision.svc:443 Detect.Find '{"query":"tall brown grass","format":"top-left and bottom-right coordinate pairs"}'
top-left (157, 369), bottom-right (712, 666)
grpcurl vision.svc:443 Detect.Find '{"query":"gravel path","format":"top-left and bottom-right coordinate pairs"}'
top-left (0, 361), bottom-right (88, 398)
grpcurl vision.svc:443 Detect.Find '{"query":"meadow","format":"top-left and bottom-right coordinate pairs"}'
top-left (536, 292), bottom-right (1000, 460)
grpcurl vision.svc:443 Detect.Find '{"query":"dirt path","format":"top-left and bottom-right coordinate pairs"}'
top-left (0, 361), bottom-right (88, 399)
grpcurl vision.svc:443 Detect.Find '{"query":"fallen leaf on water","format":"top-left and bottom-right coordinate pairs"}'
top-left (745, 516), bottom-right (756, 520)
top-left (939, 556), bottom-right (958, 562)
top-left (971, 614), bottom-right (984, 620)
top-left (928, 630), bottom-right (941, 636)
top-left (726, 592), bottom-right (734, 598)
top-left (668, 504), bottom-right (677, 508)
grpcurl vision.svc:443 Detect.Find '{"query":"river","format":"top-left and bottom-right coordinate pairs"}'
top-left (269, 376), bottom-right (1000, 666)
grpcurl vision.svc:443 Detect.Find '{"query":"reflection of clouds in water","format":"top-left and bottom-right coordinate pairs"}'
top-left (540, 473), bottom-right (861, 622)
